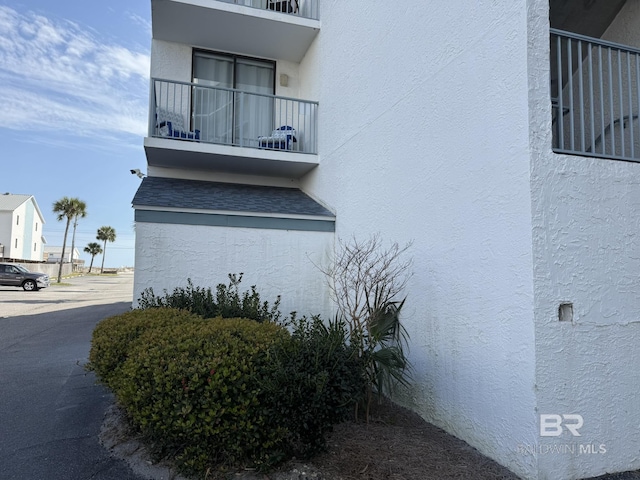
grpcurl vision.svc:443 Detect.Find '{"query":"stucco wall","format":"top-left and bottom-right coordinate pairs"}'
top-left (133, 221), bottom-right (334, 319)
top-left (142, 1), bottom-right (640, 477)
top-left (298, 1), bottom-right (538, 478)
top-left (529, 0), bottom-right (640, 478)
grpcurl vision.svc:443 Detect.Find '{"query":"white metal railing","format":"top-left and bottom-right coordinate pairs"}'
top-left (150, 78), bottom-right (318, 154)
top-left (218, 0), bottom-right (319, 20)
top-left (551, 29), bottom-right (640, 162)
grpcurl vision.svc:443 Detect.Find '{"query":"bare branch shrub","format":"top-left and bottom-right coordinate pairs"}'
top-left (320, 234), bottom-right (413, 420)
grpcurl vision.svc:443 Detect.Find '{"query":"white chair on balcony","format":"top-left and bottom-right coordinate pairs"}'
top-left (267, 0), bottom-right (299, 14)
top-left (155, 108), bottom-right (200, 141)
top-left (258, 126), bottom-right (297, 150)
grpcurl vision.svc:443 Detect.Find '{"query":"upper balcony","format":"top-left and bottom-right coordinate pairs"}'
top-left (151, 0), bottom-right (320, 63)
top-left (144, 78), bottom-right (319, 178)
top-left (549, 0), bottom-right (640, 162)
top-left (551, 29), bottom-right (640, 163)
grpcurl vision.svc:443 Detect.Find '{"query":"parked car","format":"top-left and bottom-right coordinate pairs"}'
top-left (0, 263), bottom-right (50, 291)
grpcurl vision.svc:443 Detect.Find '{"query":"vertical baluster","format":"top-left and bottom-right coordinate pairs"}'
top-left (154, 80), bottom-right (160, 136)
top-left (287, 99), bottom-right (291, 150)
top-left (608, 47), bottom-right (616, 155)
top-left (618, 48), bottom-right (625, 156)
top-left (201, 85), bottom-right (207, 143)
top-left (628, 51), bottom-right (634, 158)
top-left (636, 53), bottom-right (640, 160)
top-left (557, 34), bottom-right (564, 150)
top-left (598, 46), bottom-right (605, 155)
top-left (180, 83), bottom-right (185, 140)
top-left (578, 40), bottom-right (585, 152)
top-left (239, 91), bottom-right (244, 147)
top-left (278, 96), bottom-right (283, 149)
top-left (568, 38), bottom-right (575, 151)
top-left (588, 43), bottom-right (595, 154)
top-left (313, 103), bottom-right (318, 153)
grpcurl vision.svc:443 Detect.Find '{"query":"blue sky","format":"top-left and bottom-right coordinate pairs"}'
top-left (0, 1), bottom-right (151, 267)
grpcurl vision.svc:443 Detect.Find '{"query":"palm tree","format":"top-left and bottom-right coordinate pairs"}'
top-left (84, 242), bottom-right (102, 273)
top-left (52, 197), bottom-right (87, 283)
top-left (69, 200), bottom-right (87, 273)
top-left (96, 226), bottom-right (116, 274)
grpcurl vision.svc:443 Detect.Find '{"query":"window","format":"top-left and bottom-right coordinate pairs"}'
top-left (34, 243), bottom-right (37, 252)
top-left (192, 51), bottom-right (275, 147)
top-left (35, 223), bottom-right (38, 232)
top-left (16, 215), bottom-right (19, 226)
top-left (15, 239), bottom-right (18, 248)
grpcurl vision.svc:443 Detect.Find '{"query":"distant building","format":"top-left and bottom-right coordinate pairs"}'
top-left (0, 193), bottom-right (46, 261)
top-left (44, 246), bottom-right (84, 270)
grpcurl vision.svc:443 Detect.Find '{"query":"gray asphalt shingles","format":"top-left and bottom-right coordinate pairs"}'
top-left (132, 177), bottom-right (333, 217)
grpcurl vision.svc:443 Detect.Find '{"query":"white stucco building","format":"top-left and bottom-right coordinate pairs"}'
top-left (0, 193), bottom-right (46, 262)
top-left (133, 1), bottom-right (640, 478)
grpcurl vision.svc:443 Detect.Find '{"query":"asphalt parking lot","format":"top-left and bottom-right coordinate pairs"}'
top-left (0, 272), bottom-right (145, 480)
top-left (0, 271), bottom-right (134, 318)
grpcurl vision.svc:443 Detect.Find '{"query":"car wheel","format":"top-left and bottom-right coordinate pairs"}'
top-left (23, 280), bottom-right (38, 291)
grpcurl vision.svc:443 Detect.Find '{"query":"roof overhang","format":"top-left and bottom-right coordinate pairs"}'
top-left (151, 0), bottom-right (320, 63)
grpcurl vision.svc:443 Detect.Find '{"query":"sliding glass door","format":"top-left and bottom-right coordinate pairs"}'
top-left (193, 51), bottom-right (274, 147)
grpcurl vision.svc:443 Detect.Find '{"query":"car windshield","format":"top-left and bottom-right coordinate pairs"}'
top-left (15, 266), bottom-right (29, 273)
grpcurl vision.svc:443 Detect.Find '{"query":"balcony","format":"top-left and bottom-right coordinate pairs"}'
top-left (551, 29), bottom-right (640, 162)
top-left (144, 78), bottom-right (319, 178)
top-left (151, 0), bottom-right (320, 63)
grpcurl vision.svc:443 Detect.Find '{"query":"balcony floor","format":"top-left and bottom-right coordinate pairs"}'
top-left (144, 137), bottom-right (319, 178)
top-left (151, 0), bottom-right (319, 63)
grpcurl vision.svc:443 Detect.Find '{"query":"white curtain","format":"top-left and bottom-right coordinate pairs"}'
top-left (192, 52), bottom-right (274, 146)
top-left (193, 54), bottom-right (233, 144)
top-left (235, 59), bottom-right (274, 147)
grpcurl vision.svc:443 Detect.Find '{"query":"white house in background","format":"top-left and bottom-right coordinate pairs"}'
top-left (0, 193), bottom-right (46, 261)
top-left (44, 246), bottom-right (82, 266)
top-left (133, 1), bottom-right (640, 478)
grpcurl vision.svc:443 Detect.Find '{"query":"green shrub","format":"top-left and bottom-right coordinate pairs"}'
top-left (89, 308), bottom-right (368, 477)
top-left (137, 274), bottom-right (282, 323)
top-left (113, 317), bottom-right (291, 475)
top-left (87, 308), bottom-right (200, 389)
top-left (261, 315), bottom-right (367, 457)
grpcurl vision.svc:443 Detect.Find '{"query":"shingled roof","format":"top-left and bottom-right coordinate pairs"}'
top-left (132, 177), bottom-right (334, 218)
top-left (0, 194), bottom-right (31, 211)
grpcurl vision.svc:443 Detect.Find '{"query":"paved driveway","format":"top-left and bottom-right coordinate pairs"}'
top-left (0, 273), bottom-right (146, 480)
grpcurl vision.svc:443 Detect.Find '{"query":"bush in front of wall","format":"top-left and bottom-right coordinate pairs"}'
top-left (88, 307), bottom-right (368, 476)
top-left (261, 314), bottom-right (367, 458)
top-left (137, 274), bottom-right (282, 323)
top-left (113, 316), bottom-right (292, 475)
top-left (87, 308), bottom-right (201, 390)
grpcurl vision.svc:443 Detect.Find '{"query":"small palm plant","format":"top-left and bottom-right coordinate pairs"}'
top-left (321, 235), bottom-right (413, 421)
top-left (84, 242), bottom-right (103, 273)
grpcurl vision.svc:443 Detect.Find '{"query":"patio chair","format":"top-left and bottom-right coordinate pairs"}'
top-left (258, 126), bottom-right (297, 150)
top-left (155, 108), bottom-right (200, 141)
top-left (267, 0), bottom-right (299, 14)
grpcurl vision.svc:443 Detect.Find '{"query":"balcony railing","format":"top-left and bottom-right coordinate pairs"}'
top-left (150, 78), bottom-right (318, 155)
top-left (551, 29), bottom-right (640, 162)
top-left (219, 0), bottom-right (319, 20)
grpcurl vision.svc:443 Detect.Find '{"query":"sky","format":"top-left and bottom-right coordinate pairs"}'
top-left (0, 1), bottom-right (152, 268)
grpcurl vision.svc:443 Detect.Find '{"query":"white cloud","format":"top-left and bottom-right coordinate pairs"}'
top-left (0, 5), bottom-right (150, 143)
top-left (128, 12), bottom-right (152, 37)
